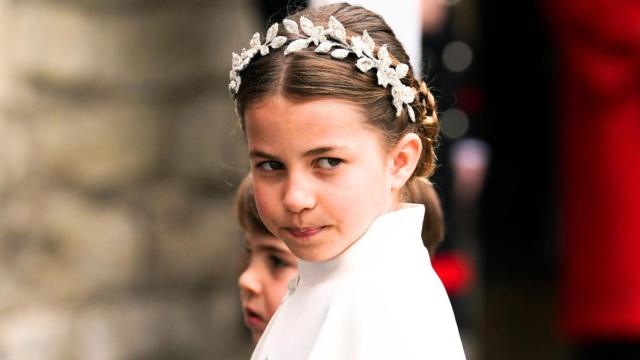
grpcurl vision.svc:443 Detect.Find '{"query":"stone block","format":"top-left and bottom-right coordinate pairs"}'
top-left (33, 104), bottom-right (165, 191)
top-left (0, 190), bottom-right (42, 311)
top-left (0, 189), bottom-right (144, 304)
top-left (40, 190), bottom-right (145, 294)
top-left (0, 306), bottom-right (74, 360)
top-left (0, 118), bottom-right (36, 195)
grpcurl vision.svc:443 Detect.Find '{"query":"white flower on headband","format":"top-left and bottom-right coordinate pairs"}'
top-left (229, 16), bottom-right (417, 122)
top-left (229, 23), bottom-right (287, 94)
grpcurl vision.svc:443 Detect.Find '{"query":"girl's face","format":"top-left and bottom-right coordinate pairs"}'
top-left (244, 95), bottom-right (399, 262)
top-left (238, 231), bottom-right (298, 344)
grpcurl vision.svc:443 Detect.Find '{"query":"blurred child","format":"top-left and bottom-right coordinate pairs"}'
top-left (235, 174), bottom-right (298, 344)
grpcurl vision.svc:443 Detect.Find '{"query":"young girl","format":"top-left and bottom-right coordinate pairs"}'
top-left (229, 3), bottom-right (465, 358)
top-left (235, 173), bottom-right (446, 345)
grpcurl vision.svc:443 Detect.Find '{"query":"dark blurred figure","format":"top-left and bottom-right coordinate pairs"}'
top-left (545, 0), bottom-right (640, 359)
top-left (477, 0), bottom-right (561, 358)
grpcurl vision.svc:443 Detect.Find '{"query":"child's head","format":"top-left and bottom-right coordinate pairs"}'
top-left (235, 174), bottom-right (298, 344)
top-left (230, 4), bottom-right (440, 262)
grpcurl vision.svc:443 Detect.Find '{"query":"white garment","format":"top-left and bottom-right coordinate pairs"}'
top-left (251, 204), bottom-right (466, 360)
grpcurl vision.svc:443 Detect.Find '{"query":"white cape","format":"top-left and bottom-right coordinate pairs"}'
top-left (251, 204), bottom-right (466, 359)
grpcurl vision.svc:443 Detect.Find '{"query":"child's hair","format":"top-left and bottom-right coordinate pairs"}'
top-left (235, 174), bottom-right (271, 236)
top-left (404, 178), bottom-right (445, 254)
top-left (236, 173), bottom-right (444, 255)
top-left (232, 3), bottom-right (440, 181)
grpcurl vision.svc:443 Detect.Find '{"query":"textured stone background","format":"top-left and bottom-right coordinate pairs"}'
top-left (0, 0), bottom-right (256, 358)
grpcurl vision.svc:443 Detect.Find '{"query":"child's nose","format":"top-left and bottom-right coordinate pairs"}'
top-left (282, 175), bottom-right (316, 213)
top-left (238, 265), bottom-right (261, 295)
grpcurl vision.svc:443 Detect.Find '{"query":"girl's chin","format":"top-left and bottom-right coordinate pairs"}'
top-left (293, 245), bottom-right (348, 262)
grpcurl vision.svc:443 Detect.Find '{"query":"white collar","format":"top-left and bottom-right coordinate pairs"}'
top-left (297, 203), bottom-right (425, 286)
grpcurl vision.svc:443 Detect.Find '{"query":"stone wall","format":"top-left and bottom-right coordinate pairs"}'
top-left (0, 0), bottom-right (257, 358)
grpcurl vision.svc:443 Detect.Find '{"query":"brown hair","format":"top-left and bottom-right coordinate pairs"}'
top-left (404, 178), bottom-right (445, 255)
top-left (233, 3), bottom-right (440, 181)
top-left (235, 174), bottom-right (272, 236)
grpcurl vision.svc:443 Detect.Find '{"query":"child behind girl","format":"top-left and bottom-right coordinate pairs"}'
top-left (229, 3), bottom-right (465, 358)
top-left (235, 174), bottom-right (298, 344)
top-left (235, 173), bottom-right (445, 345)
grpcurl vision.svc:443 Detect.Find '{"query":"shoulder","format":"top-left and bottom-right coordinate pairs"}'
top-left (309, 288), bottom-right (465, 359)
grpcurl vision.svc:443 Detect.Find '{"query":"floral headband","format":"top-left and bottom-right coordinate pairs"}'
top-left (229, 16), bottom-right (418, 122)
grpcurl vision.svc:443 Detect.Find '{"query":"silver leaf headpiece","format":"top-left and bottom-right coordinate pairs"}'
top-left (229, 16), bottom-right (418, 122)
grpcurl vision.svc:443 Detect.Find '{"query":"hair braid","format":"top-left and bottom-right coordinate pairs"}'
top-left (405, 79), bottom-right (439, 178)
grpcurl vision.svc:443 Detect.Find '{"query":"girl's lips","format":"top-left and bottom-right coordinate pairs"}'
top-left (287, 226), bottom-right (325, 238)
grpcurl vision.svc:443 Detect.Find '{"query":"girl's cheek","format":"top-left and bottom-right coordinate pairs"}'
top-left (254, 186), bottom-right (278, 224)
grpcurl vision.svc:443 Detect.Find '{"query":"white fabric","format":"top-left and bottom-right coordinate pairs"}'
top-left (250, 204), bottom-right (466, 360)
top-left (310, 0), bottom-right (423, 76)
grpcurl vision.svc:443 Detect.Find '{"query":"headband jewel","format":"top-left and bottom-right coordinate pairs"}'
top-left (229, 16), bottom-right (417, 122)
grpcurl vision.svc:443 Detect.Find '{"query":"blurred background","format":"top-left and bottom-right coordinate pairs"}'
top-left (0, 0), bottom-right (638, 359)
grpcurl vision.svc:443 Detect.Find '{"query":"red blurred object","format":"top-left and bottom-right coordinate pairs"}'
top-left (432, 251), bottom-right (473, 296)
top-left (456, 85), bottom-right (486, 116)
top-left (546, 0), bottom-right (640, 341)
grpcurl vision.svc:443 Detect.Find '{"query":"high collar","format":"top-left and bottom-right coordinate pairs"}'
top-left (297, 203), bottom-right (426, 286)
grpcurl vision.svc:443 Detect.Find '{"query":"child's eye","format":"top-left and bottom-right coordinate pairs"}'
top-left (315, 158), bottom-right (342, 169)
top-left (269, 254), bottom-right (290, 269)
top-left (257, 160), bottom-right (285, 171)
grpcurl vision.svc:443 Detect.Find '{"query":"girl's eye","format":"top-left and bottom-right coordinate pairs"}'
top-left (257, 160), bottom-right (285, 171)
top-left (316, 157), bottom-right (342, 169)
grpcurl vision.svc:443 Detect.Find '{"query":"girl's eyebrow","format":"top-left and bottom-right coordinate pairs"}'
top-left (250, 146), bottom-right (347, 160)
top-left (249, 150), bottom-right (280, 160)
top-left (303, 146), bottom-right (345, 157)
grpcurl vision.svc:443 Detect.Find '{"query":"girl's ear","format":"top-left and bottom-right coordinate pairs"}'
top-left (388, 133), bottom-right (422, 190)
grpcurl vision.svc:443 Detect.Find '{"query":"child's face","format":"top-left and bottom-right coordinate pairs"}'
top-left (238, 231), bottom-right (298, 344)
top-left (245, 95), bottom-right (397, 262)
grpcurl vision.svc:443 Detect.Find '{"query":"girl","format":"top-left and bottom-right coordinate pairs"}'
top-left (229, 3), bottom-right (465, 358)
top-left (235, 173), bottom-right (446, 345)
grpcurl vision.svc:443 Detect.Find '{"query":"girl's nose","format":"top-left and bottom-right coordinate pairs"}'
top-left (282, 175), bottom-right (316, 213)
top-left (238, 264), bottom-right (261, 296)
